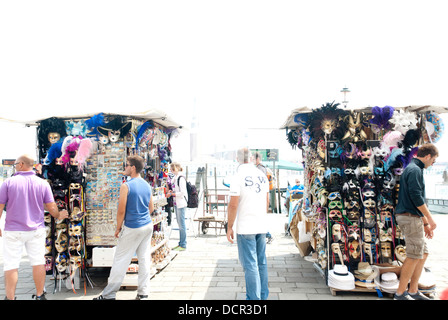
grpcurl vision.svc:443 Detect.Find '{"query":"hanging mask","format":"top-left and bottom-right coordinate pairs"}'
top-left (317, 140), bottom-right (326, 159)
top-left (48, 132), bottom-right (61, 144)
top-left (45, 238), bottom-right (52, 255)
top-left (349, 240), bottom-right (361, 259)
top-left (321, 119), bottom-right (337, 135)
top-left (332, 223), bottom-right (344, 242)
top-left (373, 147), bottom-right (389, 159)
top-left (380, 228), bottom-right (393, 242)
top-left (363, 228), bottom-right (372, 242)
top-left (69, 237), bottom-right (82, 252)
top-left (381, 242), bottom-right (392, 258)
top-left (364, 243), bottom-right (374, 264)
top-left (70, 255), bottom-right (82, 269)
top-left (360, 149), bottom-right (372, 160)
top-left (97, 117), bottom-right (132, 144)
top-left (348, 225), bottom-right (360, 240)
top-left (395, 245), bottom-right (407, 263)
top-left (99, 135), bottom-right (109, 145)
top-left (55, 252), bottom-right (68, 273)
top-left (69, 221), bottom-right (83, 237)
top-left (55, 233), bottom-right (68, 253)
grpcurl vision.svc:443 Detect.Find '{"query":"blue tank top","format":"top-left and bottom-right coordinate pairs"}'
top-left (124, 177), bottom-right (152, 228)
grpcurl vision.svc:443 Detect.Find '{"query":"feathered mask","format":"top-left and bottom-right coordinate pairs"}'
top-left (306, 101), bottom-right (347, 139)
top-left (97, 116), bottom-right (132, 143)
top-left (370, 106), bottom-right (394, 133)
top-left (85, 113), bottom-right (106, 140)
top-left (389, 109), bottom-right (418, 135)
top-left (66, 120), bottom-right (88, 136)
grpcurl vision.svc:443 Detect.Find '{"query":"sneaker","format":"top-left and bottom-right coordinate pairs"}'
top-left (393, 292), bottom-right (414, 300)
top-left (32, 292), bottom-right (47, 300)
top-left (93, 295), bottom-right (115, 300)
top-left (173, 246), bottom-right (186, 251)
top-left (4, 296), bottom-right (16, 300)
top-left (409, 291), bottom-right (431, 300)
top-left (136, 294), bottom-right (149, 300)
top-left (266, 237), bottom-right (274, 244)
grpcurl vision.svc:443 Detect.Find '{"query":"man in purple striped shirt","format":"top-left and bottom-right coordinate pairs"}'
top-left (0, 155), bottom-right (68, 300)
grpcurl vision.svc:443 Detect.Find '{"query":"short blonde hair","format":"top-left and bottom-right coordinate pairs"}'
top-left (170, 162), bottom-right (183, 172)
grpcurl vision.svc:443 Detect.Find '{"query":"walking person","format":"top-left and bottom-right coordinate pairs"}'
top-left (227, 148), bottom-right (270, 300)
top-left (0, 154), bottom-right (68, 300)
top-left (167, 162), bottom-right (188, 251)
top-left (94, 155), bottom-right (154, 300)
top-left (393, 143), bottom-right (438, 300)
top-left (253, 151), bottom-right (273, 244)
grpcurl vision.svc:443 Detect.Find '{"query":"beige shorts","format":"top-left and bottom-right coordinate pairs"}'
top-left (395, 214), bottom-right (428, 260)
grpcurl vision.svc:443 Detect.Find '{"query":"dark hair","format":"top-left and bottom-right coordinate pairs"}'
top-left (127, 155), bottom-right (145, 173)
top-left (417, 143), bottom-right (439, 158)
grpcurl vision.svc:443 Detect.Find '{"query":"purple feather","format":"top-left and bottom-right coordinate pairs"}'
top-left (370, 106), bottom-right (395, 130)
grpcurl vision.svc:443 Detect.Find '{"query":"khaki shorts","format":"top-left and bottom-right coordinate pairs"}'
top-left (395, 214), bottom-right (428, 260)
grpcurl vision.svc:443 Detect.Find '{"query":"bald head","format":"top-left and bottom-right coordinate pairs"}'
top-left (16, 154), bottom-right (35, 171)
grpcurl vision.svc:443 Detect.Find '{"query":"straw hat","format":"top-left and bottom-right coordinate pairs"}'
top-left (354, 262), bottom-right (379, 288)
top-left (328, 264), bottom-right (355, 290)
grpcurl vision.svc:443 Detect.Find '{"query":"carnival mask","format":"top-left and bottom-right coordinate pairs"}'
top-left (69, 221), bottom-right (82, 237)
top-left (395, 245), bottom-right (406, 263)
top-left (99, 134), bottom-right (109, 144)
top-left (55, 252), bottom-right (68, 273)
top-left (348, 225), bottom-right (360, 240)
top-left (329, 210), bottom-right (342, 220)
top-left (55, 233), bottom-right (68, 253)
top-left (381, 242), bottom-right (392, 258)
top-left (48, 132), bottom-right (61, 144)
top-left (332, 223), bottom-right (344, 242)
top-left (349, 240), bottom-right (361, 259)
top-left (380, 228), bottom-right (393, 242)
top-left (331, 243), bottom-right (344, 263)
top-left (322, 119), bottom-right (337, 135)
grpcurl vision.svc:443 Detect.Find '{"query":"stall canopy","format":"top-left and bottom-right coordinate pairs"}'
top-left (281, 105), bottom-right (448, 130)
top-left (1, 109), bottom-right (183, 129)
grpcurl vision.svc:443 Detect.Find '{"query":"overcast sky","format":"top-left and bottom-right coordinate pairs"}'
top-left (1, 0), bottom-right (448, 162)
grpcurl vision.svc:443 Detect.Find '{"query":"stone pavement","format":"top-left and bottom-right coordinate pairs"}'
top-left (1, 213), bottom-right (448, 300)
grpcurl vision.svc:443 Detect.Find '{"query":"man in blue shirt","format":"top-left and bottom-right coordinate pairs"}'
top-left (94, 155), bottom-right (154, 300)
top-left (393, 143), bottom-right (438, 300)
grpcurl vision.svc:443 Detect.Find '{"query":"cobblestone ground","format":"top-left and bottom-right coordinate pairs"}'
top-left (1, 213), bottom-right (447, 300)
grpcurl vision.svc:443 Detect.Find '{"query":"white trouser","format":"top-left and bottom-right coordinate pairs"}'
top-left (101, 223), bottom-right (153, 299)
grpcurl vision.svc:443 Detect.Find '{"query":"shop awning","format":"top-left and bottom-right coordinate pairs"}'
top-left (1, 109), bottom-right (183, 129)
top-left (280, 104), bottom-right (448, 130)
top-left (265, 159), bottom-right (303, 171)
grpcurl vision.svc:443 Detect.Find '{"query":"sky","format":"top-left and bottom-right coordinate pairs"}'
top-left (1, 0), bottom-right (448, 162)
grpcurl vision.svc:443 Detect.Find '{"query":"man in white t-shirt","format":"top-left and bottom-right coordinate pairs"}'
top-left (227, 147), bottom-right (270, 300)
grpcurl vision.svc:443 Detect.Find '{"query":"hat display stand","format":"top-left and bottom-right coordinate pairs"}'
top-left (34, 112), bottom-right (181, 294)
top-left (282, 104), bottom-right (446, 298)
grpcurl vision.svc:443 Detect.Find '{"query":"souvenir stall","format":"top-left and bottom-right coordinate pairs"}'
top-left (30, 111), bottom-right (181, 292)
top-left (282, 103), bottom-right (445, 296)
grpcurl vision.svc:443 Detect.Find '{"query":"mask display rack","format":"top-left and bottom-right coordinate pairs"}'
top-left (282, 103), bottom-right (445, 297)
top-left (31, 112), bottom-right (181, 293)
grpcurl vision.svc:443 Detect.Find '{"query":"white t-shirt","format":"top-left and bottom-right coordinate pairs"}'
top-left (229, 163), bottom-right (269, 234)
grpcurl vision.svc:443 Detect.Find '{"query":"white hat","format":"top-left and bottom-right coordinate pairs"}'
top-left (373, 267), bottom-right (399, 293)
top-left (328, 264), bottom-right (355, 290)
